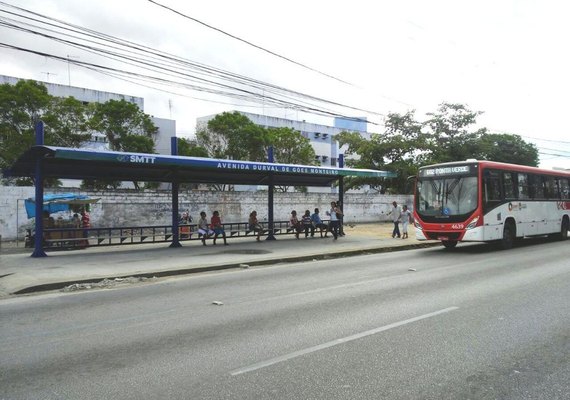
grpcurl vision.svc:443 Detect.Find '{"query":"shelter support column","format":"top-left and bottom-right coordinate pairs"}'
top-left (32, 120), bottom-right (47, 258)
top-left (338, 154), bottom-right (345, 206)
top-left (338, 154), bottom-right (345, 236)
top-left (170, 137), bottom-right (182, 248)
top-left (266, 146), bottom-right (276, 240)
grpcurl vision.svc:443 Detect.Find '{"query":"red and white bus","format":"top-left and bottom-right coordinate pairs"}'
top-left (413, 160), bottom-right (570, 249)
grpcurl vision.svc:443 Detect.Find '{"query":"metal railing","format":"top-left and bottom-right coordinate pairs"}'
top-left (26, 220), bottom-right (330, 250)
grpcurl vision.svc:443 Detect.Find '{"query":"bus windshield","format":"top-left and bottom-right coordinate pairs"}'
top-left (416, 176), bottom-right (478, 218)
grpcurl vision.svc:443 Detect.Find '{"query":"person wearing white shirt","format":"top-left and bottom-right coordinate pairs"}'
top-left (326, 201), bottom-right (342, 240)
top-left (388, 201), bottom-right (401, 238)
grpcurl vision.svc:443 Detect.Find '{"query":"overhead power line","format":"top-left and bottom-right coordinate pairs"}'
top-left (0, 1), bottom-right (382, 124)
top-left (146, 0), bottom-right (354, 86)
top-left (0, 42), bottom-right (373, 123)
top-left (490, 129), bottom-right (570, 145)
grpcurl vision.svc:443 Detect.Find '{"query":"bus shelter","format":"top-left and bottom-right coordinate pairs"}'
top-left (5, 128), bottom-right (396, 257)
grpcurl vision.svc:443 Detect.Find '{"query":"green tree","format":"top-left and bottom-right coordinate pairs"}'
top-left (0, 80), bottom-right (91, 186)
top-left (91, 99), bottom-right (157, 152)
top-left (267, 126), bottom-right (316, 192)
top-left (176, 137), bottom-right (209, 190)
top-left (479, 133), bottom-right (539, 166)
top-left (336, 103), bottom-right (541, 194)
top-left (196, 111), bottom-right (267, 162)
top-left (177, 137), bottom-right (209, 158)
top-left (43, 96), bottom-right (92, 147)
top-left (90, 99), bottom-right (158, 190)
top-left (423, 103), bottom-right (487, 164)
top-left (197, 112), bottom-right (319, 191)
top-left (337, 111), bottom-right (426, 193)
top-left (0, 81), bottom-right (50, 174)
top-left (422, 103), bottom-right (539, 166)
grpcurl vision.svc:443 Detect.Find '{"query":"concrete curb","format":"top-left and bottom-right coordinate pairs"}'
top-left (12, 242), bottom-right (440, 295)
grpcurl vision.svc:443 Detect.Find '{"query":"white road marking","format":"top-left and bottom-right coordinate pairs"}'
top-left (230, 306), bottom-right (459, 376)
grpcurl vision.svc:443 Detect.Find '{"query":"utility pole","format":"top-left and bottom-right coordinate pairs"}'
top-left (67, 55), bottom-right (79, 86)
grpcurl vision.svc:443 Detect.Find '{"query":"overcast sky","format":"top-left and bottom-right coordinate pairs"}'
top-left (1, 0), bottom-right (569, 169)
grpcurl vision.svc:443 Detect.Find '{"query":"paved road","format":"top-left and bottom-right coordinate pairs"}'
top-left (1, 239), bottom-right (569, 399)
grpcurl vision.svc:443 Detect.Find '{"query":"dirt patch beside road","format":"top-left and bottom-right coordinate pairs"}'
top-left (344, 222), bottom-right (416, 240)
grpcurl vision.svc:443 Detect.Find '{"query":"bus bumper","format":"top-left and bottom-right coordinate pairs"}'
top-left (415, 226), bottom-right (485, 242)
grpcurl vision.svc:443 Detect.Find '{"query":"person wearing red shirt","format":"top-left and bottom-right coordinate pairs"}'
top-left (210, 210), bottom-right (228, 245)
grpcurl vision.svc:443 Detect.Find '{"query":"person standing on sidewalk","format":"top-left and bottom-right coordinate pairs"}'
top-left (400, 204), bottom-right (412, 239)
top-left (337, 200), bottom-right (345, 236)
top-left (80, 209), bottom-right (90, 247)
top-left (326, 201), bottom-right (342, 240)
top-left (388, 201), bottom-right (401, 238)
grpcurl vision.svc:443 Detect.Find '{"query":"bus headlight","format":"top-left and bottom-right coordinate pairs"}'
top-left (466, 216), bottom-right (479, 230)
top-left (414, 220), bottom-right (423, 230)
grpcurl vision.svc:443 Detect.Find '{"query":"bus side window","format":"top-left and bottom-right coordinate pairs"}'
top-left (530, 174), bottom-right (544, 199)
top-left (560, 178), bottom-right (570, 200)
top-left (544, 176), bottom-right (558, 199)
top-left (503, 172), bottom-right (516, 199)
top-left (518, 173), bottom-right (529, 199)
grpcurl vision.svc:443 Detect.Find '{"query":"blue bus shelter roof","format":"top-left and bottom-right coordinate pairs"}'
top-left (5, 146), bottom-right (396, 187)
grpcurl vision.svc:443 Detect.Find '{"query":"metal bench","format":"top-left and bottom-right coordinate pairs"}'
top-left (28, 220), bottom-right (331, 249)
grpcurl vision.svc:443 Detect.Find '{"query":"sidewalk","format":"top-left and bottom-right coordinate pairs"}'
top-left (0, 223), bottom-right (437, 297)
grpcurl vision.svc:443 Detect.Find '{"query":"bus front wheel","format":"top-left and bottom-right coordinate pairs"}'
top-left (501, 221), bottom-right (516, 250)
top-left (442, 240), bottom-right (458, 249)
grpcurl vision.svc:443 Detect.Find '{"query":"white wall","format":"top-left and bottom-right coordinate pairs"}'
top-left (0, 186), bottom-right (412, 242)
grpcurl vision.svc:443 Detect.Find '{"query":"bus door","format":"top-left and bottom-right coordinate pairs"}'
top-left (482, 169), bottom-right (505, 240)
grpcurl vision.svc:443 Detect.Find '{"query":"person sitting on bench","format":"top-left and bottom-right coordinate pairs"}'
top-left (210, 210), bottom-right (228, 245)
top-left (248, 210), bottom-right (264, 242)
top-left (310, 208), bottom-right (328, 237)
top-left (197, 211), bottom-right (214, 246)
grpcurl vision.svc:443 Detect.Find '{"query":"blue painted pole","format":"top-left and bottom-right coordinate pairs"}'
top-left (338, 154), bottom-right (345, 236)
top-left (266, 146), bottom-right (276, 240)
top-left (31, 120), bottom-right (47, 257)
top-left (338, 153), bottom-right (345, 202)
top-left (170, 136), bottom-right (182, 248)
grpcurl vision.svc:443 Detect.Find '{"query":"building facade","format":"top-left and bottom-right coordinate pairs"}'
top-left (196, 111), bottom-right (373, 193)
top-left (1, 75), bottom-right (175, 154)
top-left (197, 111), bottom-right (371, 169)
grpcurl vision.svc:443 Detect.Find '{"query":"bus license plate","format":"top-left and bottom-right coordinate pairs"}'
top-left (437, 236), bottom-right (449, 241)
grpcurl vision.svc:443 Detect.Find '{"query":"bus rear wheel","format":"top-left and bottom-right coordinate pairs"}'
top-left (501, 221), bottom-right (516, 250)
top-left (442, 240), bottom-right (458, 249)
top-left (560, 218), bottom-right (569, 240)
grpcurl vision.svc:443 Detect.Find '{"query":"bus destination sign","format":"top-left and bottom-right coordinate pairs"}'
top-left (420, 165), bottom-right (471, 177)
